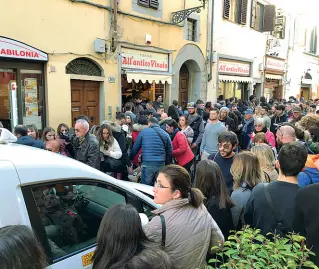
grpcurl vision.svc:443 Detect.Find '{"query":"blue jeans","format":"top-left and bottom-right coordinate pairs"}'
top-left (141, 164), bottom-right (164, 186)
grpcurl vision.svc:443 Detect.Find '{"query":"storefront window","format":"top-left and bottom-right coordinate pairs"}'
top-left (121, 74), bottom-right (165, 104)
top-left (219, 81), bottom-right (247, 100)
top-left (20, 70), bottom-right (44, 130)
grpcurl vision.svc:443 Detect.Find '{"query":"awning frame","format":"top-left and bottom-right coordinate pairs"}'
top-left (265, 74), bottom-right (283, 80)
top-left (218, 75), bottom-right (253, 83)
top-left (125, 71), bottom-right (172, 84)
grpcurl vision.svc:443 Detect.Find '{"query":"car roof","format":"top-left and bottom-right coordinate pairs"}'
top-left (120, 181), bottom-right (154, 197)
top-left (0, 143), bottom-right (157, 207)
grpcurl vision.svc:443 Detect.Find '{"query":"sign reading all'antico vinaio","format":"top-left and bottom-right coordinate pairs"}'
top-left (219, 60), bottom-right (250, 76)
top-left (121, 48), bottom-right (169, 72)
top-left (0, 36), bottom-right (48, 61)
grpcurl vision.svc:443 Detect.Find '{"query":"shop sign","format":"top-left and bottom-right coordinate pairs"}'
top-left (218, 60), bottom-right (250, 76)
top-left (266, 57), bottom-right (285, 71)
top-left (121, 48), bottom-right (169, 72)
top-left (0, 37), bottom-right (48, 61)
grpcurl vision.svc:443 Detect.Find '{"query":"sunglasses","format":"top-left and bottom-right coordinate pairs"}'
top-left (217, 143), bottom-right (232, 149)
top-left (255, 124), bottom-right (263, 128)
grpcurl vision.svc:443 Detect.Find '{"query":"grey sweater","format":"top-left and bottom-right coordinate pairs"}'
top-left (200, 121), bottom-right (226, 154)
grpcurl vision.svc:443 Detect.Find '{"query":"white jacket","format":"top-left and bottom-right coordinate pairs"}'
top-left (100, 138), bottom-right (122, 159)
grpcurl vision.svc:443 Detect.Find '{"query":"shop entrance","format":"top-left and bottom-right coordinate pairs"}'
top-left (300, 87), bottom-right (310, 100)
top-left (0, 70), bottom-right (16, 130)
top-left (71, 80), bottom-right (100, 127)
top-left (0, 63), bottom-right (45, 131)
top-left (179, 64), bottom-right (189, 108)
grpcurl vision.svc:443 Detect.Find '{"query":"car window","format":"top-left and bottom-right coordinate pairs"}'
top-left (29, 181), bottom-right (126, 262)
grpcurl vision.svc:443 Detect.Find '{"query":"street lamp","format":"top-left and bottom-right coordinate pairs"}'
top-left (171, 0), bottom-right (209, 24)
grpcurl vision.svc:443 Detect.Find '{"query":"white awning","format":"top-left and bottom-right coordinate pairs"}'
top-left (265, 74), bottom-right (283, 80)
top-left (126, 72), bottom-right (172, 84)
top-left (218, 75), bottom-right (253, 83)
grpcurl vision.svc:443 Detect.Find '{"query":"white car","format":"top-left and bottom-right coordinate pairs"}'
top-left (0, 134), bottom-right (158, 269)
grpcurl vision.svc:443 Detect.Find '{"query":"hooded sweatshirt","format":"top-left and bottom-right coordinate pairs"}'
top-left (298, 154), bottom-right (319, 187)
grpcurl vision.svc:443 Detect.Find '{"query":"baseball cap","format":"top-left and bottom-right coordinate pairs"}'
top-left (244, 109), bottom-right (254, 115)
top-left (187, 102), bottom-right (196, 109)
top-left (293, 106), bottom-right (301, 112)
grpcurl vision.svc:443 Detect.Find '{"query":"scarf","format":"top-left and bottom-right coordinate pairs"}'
top-left (255, 126), bottom-right (268, 134)
top-left (243, 118), bottom-right (254, 133)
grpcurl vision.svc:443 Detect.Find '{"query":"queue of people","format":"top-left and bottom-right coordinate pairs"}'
top-left (2, 94), bottom-right (319, 268)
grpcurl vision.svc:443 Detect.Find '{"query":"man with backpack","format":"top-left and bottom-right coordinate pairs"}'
top-left (244, 142), bottom-right (308, 236)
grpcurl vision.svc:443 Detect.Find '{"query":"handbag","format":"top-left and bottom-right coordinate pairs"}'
top-left (152, 127), bottom-right (172, 165)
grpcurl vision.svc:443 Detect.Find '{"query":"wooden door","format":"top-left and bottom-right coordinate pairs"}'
top-left (179, 64), bottom-right (189, 108)
top-left (71, 80), bottom-right (100, 127)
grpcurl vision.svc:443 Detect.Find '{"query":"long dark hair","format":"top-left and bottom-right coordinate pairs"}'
top-left (26, 124), bottom-right (39, 139)
top-left (195, 160), bottom-right (234, 209)
top-left (57, 123), bottom-right (69, 135)
top-left (92, 204), bottom-right (150, 269)
top-left (160, 165), bottom-right (204, 208)
top-left (41, 127), bottom-right (55, 141)
top-left (0, 225), bottom-right (46, 269)
top-left (97, 124), bottom-right (114, 145)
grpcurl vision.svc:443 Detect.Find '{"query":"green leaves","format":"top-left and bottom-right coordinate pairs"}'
top-left (208, 226), bottom-right (319, 269)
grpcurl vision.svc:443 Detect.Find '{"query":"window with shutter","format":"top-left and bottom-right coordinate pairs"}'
top-left (263, 5), bottom-right (276, 32)
top-left (223, 0), bottom-right (230, 19)
top-left (250, 0), bottom-right (257, 29)
top-left (138, 0), bottom-right (149, 8)
top-left (240, 0), bottom-right (248, 25)
top-left (310, 27), bottom-right (318, 54)
top-left (150, 0), bottom-right (159, 9)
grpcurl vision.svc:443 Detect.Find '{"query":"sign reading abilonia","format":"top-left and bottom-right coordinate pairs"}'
top-left (122, 48), bottom-right (169, 72)
top-left (0, 37), bottom-right (48, 61)
top-left (219, 60), bottom-right (250, 76)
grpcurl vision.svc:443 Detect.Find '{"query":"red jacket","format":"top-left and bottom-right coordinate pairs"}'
top-left (172, 131), bottom-right (194, 166)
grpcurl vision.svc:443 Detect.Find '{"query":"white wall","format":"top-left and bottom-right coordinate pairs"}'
top-left (206, 0), bottom-right (269, 102)
top-left (285, 13), bottom-right (319, 99)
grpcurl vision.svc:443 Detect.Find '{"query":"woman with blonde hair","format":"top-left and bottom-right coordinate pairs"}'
top-left (230, 151), bottom-right (263, 229)
top-left (251, 144), bottom-right (278, 182)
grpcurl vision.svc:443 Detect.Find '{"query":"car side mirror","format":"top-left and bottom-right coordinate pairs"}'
top-left (139, 213), bottom-right (149, 226)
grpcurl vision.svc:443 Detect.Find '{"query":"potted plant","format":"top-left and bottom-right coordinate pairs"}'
top-left (208, 226), bottom-right (318, 269)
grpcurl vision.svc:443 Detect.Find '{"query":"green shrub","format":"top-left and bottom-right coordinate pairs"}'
top-left (208, 226), bottom-right (318, 269)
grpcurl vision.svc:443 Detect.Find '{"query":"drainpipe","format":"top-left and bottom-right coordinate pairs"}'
top-left (111, 0), bottom-right (118, 52)
top-left (208, 0), bottom-right (214, 81)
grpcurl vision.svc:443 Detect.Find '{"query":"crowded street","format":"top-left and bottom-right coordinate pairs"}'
top-left (1, 0), bottom-right (319, 268)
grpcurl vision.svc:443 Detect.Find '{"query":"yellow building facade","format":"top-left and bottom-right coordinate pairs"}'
top-left (0, 0), bottom-right (209, 131)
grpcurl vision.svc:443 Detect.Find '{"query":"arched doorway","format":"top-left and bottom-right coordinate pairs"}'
top-left (179, 64), bottom-right (189, 108)
top-left (172, 44), bottom-right (206, 105)
top-left (66, 58), bottom-right (103, 127)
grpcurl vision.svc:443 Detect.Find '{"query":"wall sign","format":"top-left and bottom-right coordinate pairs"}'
top-left (266, 57), bottom-right (285, 71)
top-left (218, 60), bottom-right (250, 76)
top-left (121, 48), bottom-right (169, 72)
top-left (0, 36), bottom-right (48, 61)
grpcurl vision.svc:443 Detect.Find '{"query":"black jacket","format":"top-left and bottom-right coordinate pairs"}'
top-left (188, 114), bottom-right (204, 145)
top-left (167, 105), bottom-right (180, 122)
top-left (220, 116), bottom-right (236, 132)
top-left (293, 183), bottom-right (319, 266)
top-left (74, 133), bottom-right (100, 169)
top-left (109, 123), bottom-right (132, 167)
top-left (206, 197), bottom-right (233, 239)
